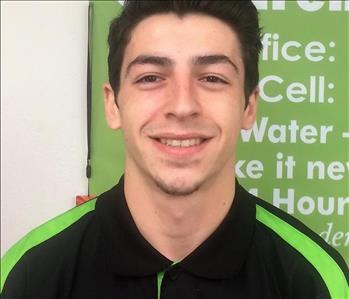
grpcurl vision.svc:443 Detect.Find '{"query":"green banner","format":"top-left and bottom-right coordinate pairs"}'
top-left (88, 0), bottom-right (349, 265)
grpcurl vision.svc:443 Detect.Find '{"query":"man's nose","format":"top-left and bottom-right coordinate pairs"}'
top-left (164, 79), bottom-right (201, 120)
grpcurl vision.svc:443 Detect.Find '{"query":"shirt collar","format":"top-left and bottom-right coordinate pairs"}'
top-left (96, 176), bottom-right (255, 279)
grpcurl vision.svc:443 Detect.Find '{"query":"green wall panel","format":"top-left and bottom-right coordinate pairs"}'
top-left (89, 1), bottom-right (349, 265)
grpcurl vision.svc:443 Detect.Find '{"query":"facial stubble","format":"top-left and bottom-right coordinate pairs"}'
top-left (153, 174), bottom-right (201, 197)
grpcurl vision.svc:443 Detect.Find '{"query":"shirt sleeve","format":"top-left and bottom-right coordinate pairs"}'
top-left (1, 258), bottom-right (27, 299)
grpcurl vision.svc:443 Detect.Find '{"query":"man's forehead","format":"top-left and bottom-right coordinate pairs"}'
top-left (121, 13), bottom-right (243, 71)
top-left (128, 12), bottom-right (237, 40)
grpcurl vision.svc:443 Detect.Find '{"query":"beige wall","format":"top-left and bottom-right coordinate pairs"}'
top-left (1, 1), bottom-right (89, 255)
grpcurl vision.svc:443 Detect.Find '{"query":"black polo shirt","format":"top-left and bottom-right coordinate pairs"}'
top-left (1, 177), bottom-right (348, 299)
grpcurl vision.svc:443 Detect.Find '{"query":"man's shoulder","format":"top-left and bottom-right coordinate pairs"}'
top-left (250, 193), bottom-right (349, 298)
top-left (1, 198), bottom-right (98, 293)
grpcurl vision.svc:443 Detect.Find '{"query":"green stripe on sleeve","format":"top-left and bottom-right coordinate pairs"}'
top-left (0, 199), bottom-right (97, 292)
top-left (256, 205), bottom-right (349, 299)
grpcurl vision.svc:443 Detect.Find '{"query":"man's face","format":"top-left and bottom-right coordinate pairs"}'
top-left (104, 13), bottom-right (257, 196)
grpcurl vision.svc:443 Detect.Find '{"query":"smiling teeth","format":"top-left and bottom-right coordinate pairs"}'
top-left (160, 138), bottom-right (203, 148)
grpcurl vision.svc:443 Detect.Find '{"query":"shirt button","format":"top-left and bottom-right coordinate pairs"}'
top-left (167, 266), bottom-right (181, 281)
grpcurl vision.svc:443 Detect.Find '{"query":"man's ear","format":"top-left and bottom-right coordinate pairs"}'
top-left (103, 83), bottom-right (121, 130)
top-left (242, 87), bottom-right (259, 130)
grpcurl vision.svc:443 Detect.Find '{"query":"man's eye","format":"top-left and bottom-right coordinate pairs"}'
top-left (136, 75), bottom-right (162, 83)
top-left (200, 76), bottom-right (228, 84)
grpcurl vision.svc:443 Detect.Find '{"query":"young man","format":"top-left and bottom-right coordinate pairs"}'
top-left (1, 1), bottom-right (348, 298)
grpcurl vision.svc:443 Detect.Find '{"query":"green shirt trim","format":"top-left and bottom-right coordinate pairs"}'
top-left (157, 270), bottom-right (165, 299)
top-left (256, 204), bottom-right (349, 299)
top-left (157, 261), bottom-right (180, 299)
top-left (0, 199), bottom-right (97, 292)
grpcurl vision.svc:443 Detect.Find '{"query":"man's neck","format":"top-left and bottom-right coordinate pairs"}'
top-left (123, 169), bottom-right (236, 261)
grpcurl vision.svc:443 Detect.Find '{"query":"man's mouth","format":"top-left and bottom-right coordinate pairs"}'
top-left (159, 138), bottom-right (205, 148)
top-left (150, 136), bottom-right (211, 156)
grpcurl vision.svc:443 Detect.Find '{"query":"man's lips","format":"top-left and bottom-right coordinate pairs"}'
top-left (158, 137), bottom-right (204, 147)
top-left (149, 134), bottom-right (213, 156)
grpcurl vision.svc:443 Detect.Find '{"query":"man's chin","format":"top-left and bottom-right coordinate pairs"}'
top-left (154, 177), bottom-right (201, 197)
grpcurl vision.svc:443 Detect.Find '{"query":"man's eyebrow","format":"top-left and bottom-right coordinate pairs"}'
top-left (192, 55), bottom-right (239, 74)
top-left (125, 55), bottom-right (174, 75)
